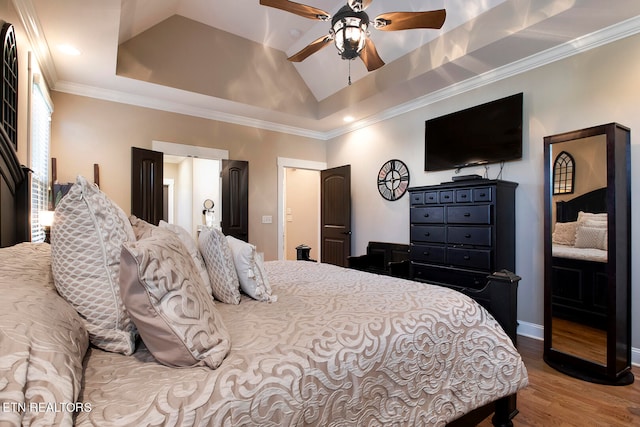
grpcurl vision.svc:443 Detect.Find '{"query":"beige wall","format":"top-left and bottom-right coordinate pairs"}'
top-left (49, 92), bottom-right (326, 260)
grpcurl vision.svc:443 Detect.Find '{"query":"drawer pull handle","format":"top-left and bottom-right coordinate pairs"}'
top-left (423, 252), bottom-right (430, 256)
top-left (463, 255), bottom-right (471, 260)
top-left (444, 195), bottom-right (450, 199)
top-left (428, 196), bottom-right (435, 200)
top-left (465, 234), bottom-right (471, 238)
top-left (424, 213), bottom-right (430, 218)
top-left (425, 232), bottom-right (430, 237)
top-left (460, 194), bottom-right (467, 198)
top-left (464, 213), bottom-right (471, 217)
top-left (479, 193), bottom-right (486, 197)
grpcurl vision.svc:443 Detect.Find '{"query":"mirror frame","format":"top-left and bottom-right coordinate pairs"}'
top-left (543, 123), bottom-right (633, 386)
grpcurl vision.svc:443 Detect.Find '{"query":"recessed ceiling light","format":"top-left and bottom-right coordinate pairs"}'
top-left (343, 116), bottom-right (355, 123)
top-left (58, 44), bottom-right (81, 56)
top-left (288, 28), bottom-right (302, 40)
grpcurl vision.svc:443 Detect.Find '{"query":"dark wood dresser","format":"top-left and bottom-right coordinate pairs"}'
top-left (408, 179), bottom-right (518, 289)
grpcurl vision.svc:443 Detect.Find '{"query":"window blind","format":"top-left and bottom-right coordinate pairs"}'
top-left (30, 77), bottom-right (53, 242)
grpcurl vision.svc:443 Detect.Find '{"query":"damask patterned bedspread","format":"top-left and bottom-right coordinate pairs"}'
top-left (76, 261), bottom-right (528, 426)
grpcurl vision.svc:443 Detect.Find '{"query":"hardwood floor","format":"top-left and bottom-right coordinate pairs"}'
top-left (477, 335), bottom-right (640, 426)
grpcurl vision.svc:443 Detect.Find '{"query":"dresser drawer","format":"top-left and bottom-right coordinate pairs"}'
top-left (410, 191), bottom-right (439, 205)
top-left (446, 205), bottom-right (491, 224)
top-left (423, 191), bottom-right (438, 204)
top-left (473, 187), bottom-right (492, 202)
top-left (410, 207), bottom-right (444, 223)
top-left (447, 226), bottom-right (492, 246)
top-left (439, 190), bottom-right (454, 203)
top-left (411, 225), bottom-right (445, 243)
top-left (410, 244), bottom-right (446, 264)
top-left (411, 263), bottom-right (488, 290)
top-left (447, 247), bottom-right (491, 270)
top-left (455, 189), bottom-right (472, 203)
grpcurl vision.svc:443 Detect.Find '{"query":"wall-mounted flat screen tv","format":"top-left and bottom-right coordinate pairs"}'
top-left (425, 93), bottom-right (523, 172)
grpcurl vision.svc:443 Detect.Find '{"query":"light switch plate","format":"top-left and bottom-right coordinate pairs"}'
top-left (262, 215), bottom-right (273, 224)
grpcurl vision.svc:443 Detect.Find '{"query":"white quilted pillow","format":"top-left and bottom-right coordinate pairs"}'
top-left (199, 228), bottom-right (241, 304)
top-left (51, 176), bottom-right (138, 355)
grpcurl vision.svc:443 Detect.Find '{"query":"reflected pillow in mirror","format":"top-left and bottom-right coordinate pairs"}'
top-left (552, 221), bottom-right (577, 246)
top-left (577, 211), bottom-right (607, 224)
top-left (575, 225), bottom-right (607, 250)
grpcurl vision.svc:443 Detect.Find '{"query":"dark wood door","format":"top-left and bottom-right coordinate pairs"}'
top-left (131, 147), bottom-right (164, 225)
top-left (221, 159), bottom-right (249, 242)
top-left (321, 165), bottom-right (351, 266)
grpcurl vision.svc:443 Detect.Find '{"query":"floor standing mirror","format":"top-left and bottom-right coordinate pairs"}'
top-left (543, 122), bottom-right (633, 385)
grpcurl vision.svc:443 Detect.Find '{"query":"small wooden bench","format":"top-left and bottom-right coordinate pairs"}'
top-left (347, 241), bottom-right (410, 278)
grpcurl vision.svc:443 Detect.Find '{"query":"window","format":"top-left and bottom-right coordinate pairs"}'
top-left (553, 151), bottom-right (575, 195)
top-left (1, 22), bottom-right (18, 149)
top-left (30, 74), bottom-right (53, 242)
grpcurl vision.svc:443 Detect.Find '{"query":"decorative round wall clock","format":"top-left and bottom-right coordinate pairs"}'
top-left (377, 159), bottom-right (410, 201)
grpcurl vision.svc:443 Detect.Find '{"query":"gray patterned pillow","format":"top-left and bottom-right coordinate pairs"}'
top-left (51, 176), bottom-right (138, 355)
top-left (120, 231), bottom-right (231, 369)
top-left (159, 220), bottom-right (212, 295)
top-left (199, 228), bottom-right (241, 304)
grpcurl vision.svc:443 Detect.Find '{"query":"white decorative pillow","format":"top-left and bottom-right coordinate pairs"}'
top-left (552, 221), bottom-right (578, 246)
top-left (159, 220), bottom-right (212, 295)
top-left (199, 228), bottom-right (241, 304)
top-left (226, 235), bottom-right (276, 302)
top-left (51, 176), bottom-right (138, 355)
top-left (120, 231), bottom-right (231, 369)
top-left (575, 226), bottom-right (607, 250)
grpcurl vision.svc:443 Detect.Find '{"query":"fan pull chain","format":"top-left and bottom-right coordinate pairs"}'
top-left (348, 59), bottom-right (352, 85)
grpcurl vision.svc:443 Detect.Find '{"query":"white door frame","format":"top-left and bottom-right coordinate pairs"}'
top-left (277, 157), bottom-right (327, 260)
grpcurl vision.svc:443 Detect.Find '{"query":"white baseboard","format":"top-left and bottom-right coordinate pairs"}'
top-left (516, 320), bottom-right (639, 367)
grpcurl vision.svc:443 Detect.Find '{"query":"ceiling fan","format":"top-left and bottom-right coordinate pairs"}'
top-left (260, 0), bottom-right (446, 73)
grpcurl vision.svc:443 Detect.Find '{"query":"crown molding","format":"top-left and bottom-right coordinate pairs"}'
top-left (12, 0), bottom-right (58, 87)
top-left (54, 80), bottom-right (328, 141)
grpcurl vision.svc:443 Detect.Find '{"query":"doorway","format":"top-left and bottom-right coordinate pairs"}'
top-left (163, 155), bottom-right (221, 238)
top-left (152, 141), bottom-right (228, 239)
top-left (277, 157), bottom-right (326, 260)
top-left (284, 167), bottom-right (320, 260)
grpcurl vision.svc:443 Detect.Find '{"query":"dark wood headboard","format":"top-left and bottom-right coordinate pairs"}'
top-left (0, 124), bottom-right (29, 247)
top-left (555, 187), bottom-right (607, 223)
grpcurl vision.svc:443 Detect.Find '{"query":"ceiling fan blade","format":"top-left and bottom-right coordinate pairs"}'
top-left (347, 0), bottom-right (373, 12)
top-left (359, 39), bottom-right (385, 72)
top-left (374, 9), bottom-right (446, 31)
top-left (287, 35), bottom-right (334, 62)
top-left (260, 0), bottom-right (330, 21)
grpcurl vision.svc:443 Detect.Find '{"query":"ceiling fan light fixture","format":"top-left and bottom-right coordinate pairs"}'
top-left (331, 6), bottom-right (369, 60)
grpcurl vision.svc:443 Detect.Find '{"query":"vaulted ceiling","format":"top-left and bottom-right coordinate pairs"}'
top-left (15, 0), bottom-right (640, 138)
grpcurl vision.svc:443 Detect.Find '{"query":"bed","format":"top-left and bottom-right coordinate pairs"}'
top-left (0, 129), bottom-right (527, 426)
top-left (551, 188), bottom-right (608, 329)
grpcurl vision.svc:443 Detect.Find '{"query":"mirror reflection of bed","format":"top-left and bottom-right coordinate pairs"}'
top-left (551, 187), bottom-right (608, 366)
